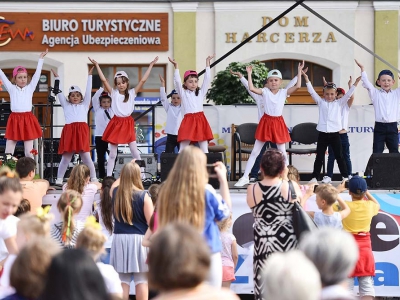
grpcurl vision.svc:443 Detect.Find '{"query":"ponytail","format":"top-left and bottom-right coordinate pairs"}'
top-left (57, 190), bottom-right (82, 245)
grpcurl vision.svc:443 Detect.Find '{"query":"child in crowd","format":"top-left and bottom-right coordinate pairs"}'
top-left (337, 176), bottom-right (380, 300)
top-left (16, 157), bottom-right (49, 212)
top-left (307, 184), bottom-right (350, 229)
top-left (50, 189), bottom-right (84, 249)
top-left (76, 217), bottom-right (123, 298)
top-left (142, 183), bottom-right (161, 247)
top-left (218, 213), bottom-right (238, 288)
top-left (92, 87), bottom-right (114, 179)
top-left (64, 164), bottom-right (100, 222)
top-left (93, 176), bottom-right (116, 264)
top-left (0, 168), bottom-right (22, 256)
top-left (303, 70), bottom-right (359, 183)
top-left (0, 208), bottom-right (53, 298)
top-left (355, 60), bottom-right (400, 153)
top-left (168, 56), bottom-right (215, 153)
top-left (51, 68), bottom-right (98, 185)
top-left (159, 75), bottom-right (182, 153)
top-left (90, 56), bottom-right (159, 176)
top-left (235, 62), bottom-right (305, 187)
top-left (0, 49), bottom-right (48, 158)
top-left (285, 165), bottom-right (315, 210)
top-left (2, 238), bottom-right (60, 300)
top-left (324, 76), bottom-right (361, 183)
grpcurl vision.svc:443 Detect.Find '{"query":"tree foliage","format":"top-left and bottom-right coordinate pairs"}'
top-left (206, 60), bottom-right (269, 105)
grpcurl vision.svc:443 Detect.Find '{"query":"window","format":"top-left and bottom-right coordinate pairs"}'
top-left (263, 59), bottom-right (332, 104)
top-left (91, 65), bottom-right (166, 97)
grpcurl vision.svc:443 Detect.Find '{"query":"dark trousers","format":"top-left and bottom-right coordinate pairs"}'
top-left (373, 122), bottom-right (399, 153)
top-left (327, 133), bottom-right (352, 178)
top-left (95, 136), bottom-right (109, 179)
top-left (250, 141), bottom-right (277, 178)
top-left (165, 134), bottom-right (179, 153)
top-left (312, 132), bottom-right (348, 179)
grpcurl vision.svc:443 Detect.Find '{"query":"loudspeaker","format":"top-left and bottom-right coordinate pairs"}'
top-left (365, 153), bottom-right (400, 189)
top-left (0, 104), bottom-right (11, 127)
top-left (160, 152), bottom-right (223, 189)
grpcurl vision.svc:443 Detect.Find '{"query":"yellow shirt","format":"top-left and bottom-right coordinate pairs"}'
top-left (341, 200), bottom-right (379, 233)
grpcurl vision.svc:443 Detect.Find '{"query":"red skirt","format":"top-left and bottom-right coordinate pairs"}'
top-left (255, 113), bottom-right (291, 144)
top-left (102, 116), bottom-right (136, 144)
top-left (58, 122), bottom-right (90, 154)
top-left (351, 233), bottom-right (375, 277)
top-left (178, 112), bottom-right (213, 142)
top-left (5, 112), bottom-right (42, 141)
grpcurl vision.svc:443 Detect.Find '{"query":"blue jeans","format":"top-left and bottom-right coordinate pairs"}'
top-left (327, 133), bottom-right (352, 178)
top-left (249, 142), bottom-right (277, 178)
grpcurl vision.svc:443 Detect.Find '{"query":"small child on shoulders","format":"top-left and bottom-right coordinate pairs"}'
top-left (307, 184), bottom-right (350, 229)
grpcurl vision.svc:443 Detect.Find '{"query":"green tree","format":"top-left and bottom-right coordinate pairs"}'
top-left (206, 60), bottom-right (269, 105)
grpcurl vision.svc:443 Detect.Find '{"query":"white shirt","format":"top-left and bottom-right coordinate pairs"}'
top-left (0, 217), bottom-right (17, 241)
top-left (261, 88), bottom-right (288, 117)
top-left (174, 67), bottom-right (211, 115)
top-left (160, 87), bottom-right (182, 135)
top-left (240, 76), bottom-right (298, 120)
top-left (0, 59), bottom-right (44, 112)
top-left (92, 87), bottom-right (114, 136)
top-left (63, 183), bottom-right (98, 222)
top-left (97, 262), bottom-right (123, 294)
top-left (341, 103), bottom-right (351, 132)
top-left (0, 254), bottom-right (16, 290)
top-left (307, 82), bottom-right (355, 133)
top-left (361, 71), bottom-right (400, 123)
top-left (314, 211), bottom-right (343, 229)
top-left (56, 75), bottom-right (92, 124)
top-left (110, 88), bottom-right (136, 117)
top-left (0, 216), bottom-right (19, 262)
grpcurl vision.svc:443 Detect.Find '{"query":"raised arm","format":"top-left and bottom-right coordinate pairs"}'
top-left (83, 67), bottom-right (94, 107)
top-left (303, 70), bottom-right (321, 104)
top-left (134, 56), bottom-right (159, 92)
top-left (28, 49), bottom-right (48, 93)
top-left (199, 55), bottom-right (214, 97)
top-left (231, 70), bottom-right (263, 103)
top-left (88, 57), bottom-right (112, 93)
top-left (159, 74), bottom-right (169, 111)
top-left (92, 87), bottom-right (104, 111)
top-left (0, 68), bottom-right (13, 92)
top-left (169, 57), bottom-right (185, 97)
top-left (338, 80), bottom-right (357, 106)
top-left (51, 69), bottom-right (67, 108)
top-left (286, 60), bottom-right (304, 96)
top-left (247, 66), bottom-right (263, 95)
top-left (336, 195), bottom-right (351, 220)
top-left (355, 59), bottom-right (376, 96)
top-left (347, 76), bottom-right (361, 108)
top-left (366, 190), bottom-right (380, 210)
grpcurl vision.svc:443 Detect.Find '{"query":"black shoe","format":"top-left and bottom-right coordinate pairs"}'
top-left (249, 177), bottom-right (257, 183)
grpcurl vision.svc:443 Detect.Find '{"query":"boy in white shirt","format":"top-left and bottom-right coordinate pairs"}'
top-left (355, 60), bottom-right (400, 153)
top-left (302, 71), bottom-right (359, 183)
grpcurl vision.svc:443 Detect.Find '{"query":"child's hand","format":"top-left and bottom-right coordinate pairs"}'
top-left (355, 59), bottom-right (365, 72)
top-left (206, 54), bottom-right (215, 66)
top-left (297, 60), bottom-right (305, 72)
top-left (88, 57), bottom-right (98, 66)
top-left (353, 76), bottom-right (362, 86)
top-left (51, 69), bottom-right (59, 77)
top-left (40, 48), bottom-right (49, 59)
top-left (336, 180), bottom-right (347, 193)
top-left (229, 70), bottom-right (242, 78)
top-left (246, 65), bottom-right (253, 73)
top-left (348, 76), bottom-right (353, 88)
top-left (88, 66), bottom-right (95, 75)
top-left (213, 161), bottom-right (227, 181)
top-left (149, 56), bottom-right (159, 66)
top-left (159, 74), bottom-right (165, 87)
top-left (322, 76), bottom-right (328, 86)
top-left (168, 57), bottom-right (178, 69)
top-left (301, 70), bottom-right (309, 81)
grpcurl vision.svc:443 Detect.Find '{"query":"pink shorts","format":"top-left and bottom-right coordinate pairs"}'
top-left (222, 266), bottom-right (236, 282)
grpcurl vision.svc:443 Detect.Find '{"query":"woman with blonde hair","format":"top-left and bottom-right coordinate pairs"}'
top-left (157, 146), bottom-right (231, 287)
top-left (109, 161), bottom-right (153, 300)
top-left (64, 164), bottom-right (101, 222)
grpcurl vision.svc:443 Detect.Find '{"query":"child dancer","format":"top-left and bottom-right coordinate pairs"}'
top-left (304, 71), bottom-right (359, 183)
top-left (77, 217), bottom-right (123, 298)
top-left (51, 68), bottom-right (97, 185)
top-left (218, 213), bottom-right (238, 289)
top-left (92, 87), bottom-right (114, 179)
top-left (0, 49), bottom-right (48, 158)
top-left (89, 57), bottom-right (159, 176)
top-left (324, 76), bottom-right (361, 183)
top-left (235, 62), bottom-right (304, 187)
top-left (355, 60), bottom-right (400, 153)
top-left (159, 75), bottom-right (182, 153)
top-left (168, 56), bottom-right (215, 153)
top-left (50, 189), bottom-right (84, 249)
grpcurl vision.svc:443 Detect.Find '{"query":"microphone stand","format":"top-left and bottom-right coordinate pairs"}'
top-left (46, 85), bottom-right (60, 185)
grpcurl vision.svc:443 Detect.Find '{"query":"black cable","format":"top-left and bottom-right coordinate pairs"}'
top-left (299, 2), bottom-right (400, 74)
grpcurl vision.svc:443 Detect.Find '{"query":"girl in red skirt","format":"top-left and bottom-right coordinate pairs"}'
top-left (168, 55), bottom-right (215, 153)
top-left (51, 68), bottom-right (98, 185)
top-left (0, 49), bottom-right (48, 158)
top-left (89, 56), bottom-right (159, 176)
top-left (235, 61), bottom-right (304, 187)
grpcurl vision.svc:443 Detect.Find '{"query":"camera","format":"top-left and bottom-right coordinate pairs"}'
top-left (135, 160), bottom-right (145, 168)
top-left (313, 184), bottom-right (319, 193)
top-left (344, 180), bottom-right (349, 188)
top-left (206, 164), bottom-right (217, 178)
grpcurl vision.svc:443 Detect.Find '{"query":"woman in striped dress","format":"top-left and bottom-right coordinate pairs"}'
top-left (246, 149), bottom-right (303, 300)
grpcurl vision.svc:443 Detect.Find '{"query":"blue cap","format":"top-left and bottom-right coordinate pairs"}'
top-left (376, 70), bottom-right (394, 87)
top-left (167, 89), bottom-right (178, 98)
top-left (348, 175), bottom-right (367, 194)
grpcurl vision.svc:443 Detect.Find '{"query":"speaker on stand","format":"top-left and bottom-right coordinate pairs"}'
top-left (364, 153), bottom-right (400, 189)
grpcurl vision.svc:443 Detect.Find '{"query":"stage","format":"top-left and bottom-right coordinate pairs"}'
top-left (43, 182), bottom-right (400, 297)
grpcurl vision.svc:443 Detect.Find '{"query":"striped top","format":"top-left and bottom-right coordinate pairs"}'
top-left (50, 221), bottom-right (85, 249)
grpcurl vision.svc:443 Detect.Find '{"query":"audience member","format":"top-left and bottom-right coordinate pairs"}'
top-left (148, 223), bottom-right (239, 300)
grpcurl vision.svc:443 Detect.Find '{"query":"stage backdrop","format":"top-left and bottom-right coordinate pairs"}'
top-left (155, 104), bottom-right (384, 175)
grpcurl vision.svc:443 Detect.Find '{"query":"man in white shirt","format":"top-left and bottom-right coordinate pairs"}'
top-left (302, 71), bottom-right (359, 183)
